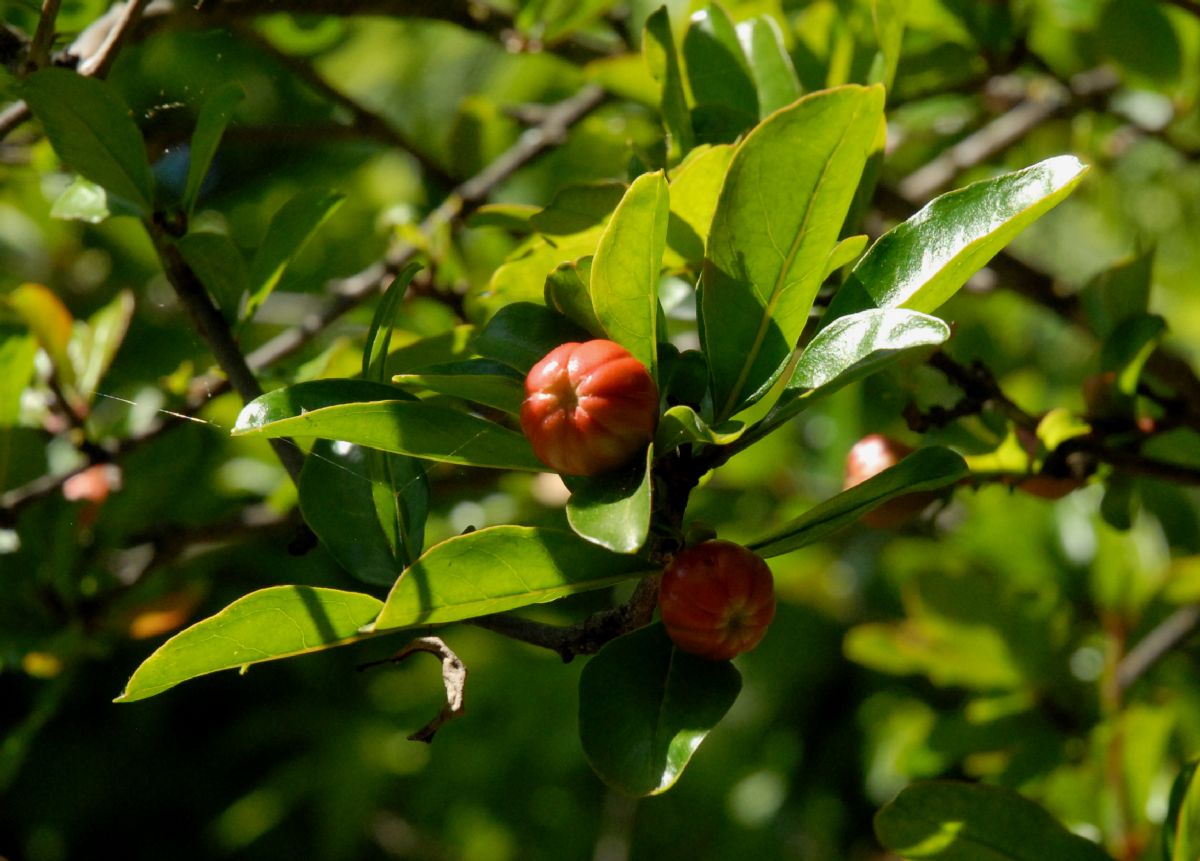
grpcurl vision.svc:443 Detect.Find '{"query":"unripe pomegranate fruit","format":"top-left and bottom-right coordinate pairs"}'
top-left (844, 434), bottom-right (937, 528)
top-left (658, 540), bottom-right (776, 661)
top-left (520, 339), bottom-right (659, 476)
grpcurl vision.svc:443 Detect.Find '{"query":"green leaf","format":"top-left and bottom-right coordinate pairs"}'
top-left (781, 308), bottom-right (949, 405)
top-left (875, 781), bottom-right (1113, 860)
top-left (529, 182), bottom-right (627, 236)
top-left (299, 439), bottom-right (427, 586)
top-left (1165, 760), bottom-right (1200, 861)
top-left (369, 526), bottom-right (655, 631)
top-left (737, 16), bottom-right (802, 117)
top-left (643, 7), bottom-right (694, 161)
top-left (363, 262), bottom-right (423, 382)
top-left (183, 84), bottom-right (243, 214)
top-left (701, 84), bottom-right (886, 421)
top-left (245, 188), bottom-right (345, 321)
top-left (579, 623), bottom-right (741, 797)
top-left (824, 156), bottom-right (1088, 321)
top-left (385, 324), bottom-right (475, 376)
top-left (654, 405), bottom-right (745, 454)
top-left (591, 171), bottom-right (669, 379)
top-left (22, 69), bottom-right (154, 212)
top-left (665, 144), bottom-right (734, 268)
top-left (566, 446), bottom-right (653, 553)
top-left (75, 289), bottom-right (135, 401)
top-left (684, 5), bottom-right (759, 122)
top-left (467, 203), bottom-right (540, 232)
top-left (749, 447), bottom-right (966, 558)
top-left (0, 329), bottom-right (37, 426)
top-left (823, 234), bottom-right (869, 279)
top-left (1097, 0), bottom-right (1181, 85)
top-left (871, 0), bottom-right (909, 92)
top-left (1081, 248), bottom-right (1153, 339)
top-left (393, 360), bottom-right (526, 414)
top-left (50, 176), bottom-right (140, 223)
top-left (114, 586), bottom-right (383, 703)
top-left (1100, 313), bottom-right (1165, 396)
top-left (544, 258), bottom-right (605, 338)
top-left (232, 380), bottom-right (544, 471)
top-left (176, 231), bottom-right (249, 323)
top-left (473, 302), bottom-right (590, 373)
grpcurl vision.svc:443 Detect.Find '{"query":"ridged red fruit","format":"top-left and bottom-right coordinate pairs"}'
top-left (658, 540), bottom-right (776, 661)
top-left (844, 434), bottom-right (937, 528)
top-left (520, 340), bottom-right (659, 476)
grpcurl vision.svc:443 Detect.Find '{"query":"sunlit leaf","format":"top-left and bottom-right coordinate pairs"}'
top-left (115, 586), bottom-right (383, 703)
top-left (370, 526), bottom-right (655, 631)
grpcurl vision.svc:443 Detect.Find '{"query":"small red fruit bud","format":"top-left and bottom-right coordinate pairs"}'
top-left (844, 434), bottom-right (937, 528)
top-left (520, 340), bottom-right (659, 476)
top-left (658, 540), bottom-right (776, 661)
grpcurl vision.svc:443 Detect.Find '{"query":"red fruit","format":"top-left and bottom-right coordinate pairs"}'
top-left (520, 340), bottom-right (659, 476)
top-left (658, 540), bottom-right (776, 661)
top-left (844, 434), bottom-right (937, 528)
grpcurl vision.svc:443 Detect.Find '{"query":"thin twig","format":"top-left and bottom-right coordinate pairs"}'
top-left (898, 68), bottom-right (1119, 202)
top-left (0, 0), bottom-right (152, 142)
top-left (359, 636), bottom-right (468, 742)
top-left (1117, 605), bottom-right (1200, 691)
top-left (145, 217), bottom-right (305, 483)
top-left (26, 0), bottom-right (64, 73)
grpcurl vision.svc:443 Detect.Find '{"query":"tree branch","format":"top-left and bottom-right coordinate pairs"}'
top-left (26, 0), bottom-right (63, 73)
top-left (1117, 605), bottom-right (1200, 692)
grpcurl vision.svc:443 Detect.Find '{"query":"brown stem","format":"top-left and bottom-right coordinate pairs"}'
top-left (26, 0), bottom-right (63, 73)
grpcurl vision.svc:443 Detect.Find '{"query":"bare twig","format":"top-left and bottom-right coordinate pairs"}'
top-left (0, 0), bottom-right (153, 142)
top-left (1117, 605), bottom-right (1200, 691)
top-left (145, 217), bottom-right (305, 483)
top-left (898, 68), bottom-right (1119, 202)
top-left (26, 0), bottom-right (63, 73)
top-left (360, 637), bottom-right (468, 742)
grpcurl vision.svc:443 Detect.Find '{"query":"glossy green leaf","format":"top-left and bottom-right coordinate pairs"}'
top-left (245, 188), bottom-right (345, 320)
top-left (684, 5), bottom-right (758, 122)
top-left (824, 156), bottom-right (1088, 321)
top-left (75, 289), bottom-right (135, 401)
top-left (393, 360), bottom-right (525, 414)
top-left (363, 262), bottom-right (423, 382)
top-left (299, 439), bottom-right (426, 586)
top-left (566, 446), bottom-right (652, 553)
top-left (737, 16), bottom-right (802, 117)
top-left (183, 84), bottom-right (243, 214)
top-left (875, 781), bottom-right (1113, 860)
top-left (644, 7), bottom-right (693, 161)
top-left (474, 302), bottom-right (590, 373)
top-left (654, 406), bottom-right (745, 454)
top-left (665, 144), bottom-right (734, 267)
top-left (176, 231), bottom-right (249, 323)
top-left (1165, 759), bottom-right (1200, 861)
top-left (701, 84), bottom-right (885, 420)
top-left (579, 623), bottom-right (741, 797)
top-left (591, 171), bottom-right (669, 378)
top-left (23, 69), bottom-right (153, 212)
top-left (50, 176), bottom-right (140, 222)
top-left (749, 447), bottom-right (966, 558)
top-left (787, 308), bottom-right (949, 396)
top-left (370, 526), bottom-right (654, 631)
top-left (233, 380), bottom-right (544, 471)
top-left (544, 257), bottom-right (605, 338)
top-left (115, 586), bottom-right (383, 703)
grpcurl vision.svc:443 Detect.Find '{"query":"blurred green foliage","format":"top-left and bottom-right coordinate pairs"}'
top-left (2, 1), bottom-right (1200, 859)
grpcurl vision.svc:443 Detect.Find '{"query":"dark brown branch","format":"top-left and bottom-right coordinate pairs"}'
top-left (26, 0), bottom-right (63, 73)
top-left (466, 573), bottom-right (661, 661)
top-left (145, 217), bottom-right (305, 483)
